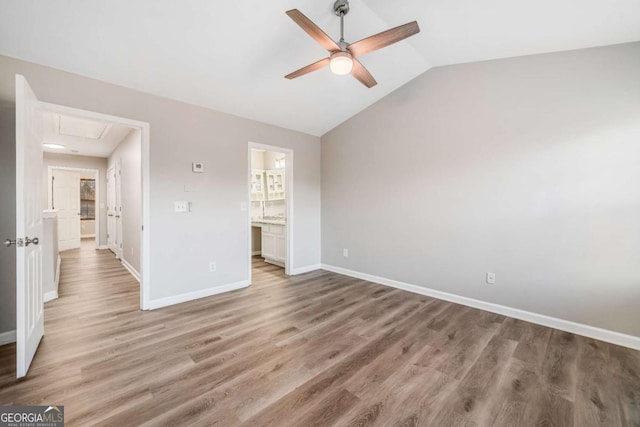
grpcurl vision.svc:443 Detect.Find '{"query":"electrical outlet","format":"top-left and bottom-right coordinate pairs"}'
top-left (175, 201), bottom-right (188, 212)
top-left (209, 262), bottom-right (217, 273)
top-left (486, 272), bottom-right (496, 285)
top-left (343, 248), bottom-right (349, 257)
top-left (240, 202), bottom-right (247, 211)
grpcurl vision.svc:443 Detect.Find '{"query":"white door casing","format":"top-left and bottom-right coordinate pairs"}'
top-left (53, 169), bottom-right (81, 251)
top-left (15, 74), bottom-right (44, 378)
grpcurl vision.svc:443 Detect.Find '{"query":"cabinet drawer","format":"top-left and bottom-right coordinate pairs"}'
top-left (264, 224), bottom-right (284, 234)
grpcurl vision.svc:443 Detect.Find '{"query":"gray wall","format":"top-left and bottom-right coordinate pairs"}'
top-left (43, 153), bottom-right (108, 246)
top-left (108, 129), bottom-right (141, 273)
top-left (0, 103), bottom-right (16, 333)
top-left (321, 42), bottom-right (640, 337)
top-left (0, 54), bottom-right (321, 317)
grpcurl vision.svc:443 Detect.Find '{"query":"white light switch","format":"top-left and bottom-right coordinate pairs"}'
top-left (486, 272), bottom-right (496, 285)
top-left (175, 201), bottom-right (188, 212)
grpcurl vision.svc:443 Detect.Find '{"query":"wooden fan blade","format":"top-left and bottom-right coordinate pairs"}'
top-left (348, 21), bottom-right (420, 57)
top-left (285, 57), bottom-right (331, 80)
top-left (286, 9), bottom-right (341, 52)
top-left (351, 59), bottom-right (377, 88)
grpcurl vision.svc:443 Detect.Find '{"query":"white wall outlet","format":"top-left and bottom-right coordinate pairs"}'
top-left (175, 201), bottom-right (188, 212)
top-left (192, 162), bottom-right (204, 173)
top-left (343, 248), bottom-right (349, 257)
top-left (240, 202), bottom-right (247, 211)
top-left (486, 272), bottom-right (496, 284)
top-left (209, 261), bottom-right (217, 272)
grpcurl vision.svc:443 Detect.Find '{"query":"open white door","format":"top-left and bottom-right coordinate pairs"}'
top-left (15, 74), bottom-right (44, 378)
top-left (115, 159), bottom-right (123, 259)
top-left (53, 169), bottom-right (81, 251)
top-left (107, 165), bottom-right (116, 253)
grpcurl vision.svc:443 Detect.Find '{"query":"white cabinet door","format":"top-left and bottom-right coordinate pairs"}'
top-left (276, 234), bottom-right (286, 263)
top-left (262, 231), bottom-right (276, 261)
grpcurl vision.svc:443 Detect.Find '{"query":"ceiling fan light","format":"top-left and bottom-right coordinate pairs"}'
top-left (330, 52), bottom-right (353, 75)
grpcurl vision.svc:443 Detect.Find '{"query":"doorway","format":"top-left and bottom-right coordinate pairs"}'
top-left (47, 166), bottom-right (100, 251)
top-left (247, 142), bottom-right (293, 285)
top-left (40, 102), bottom-right (150, 309)
top-left (12, 74), bottom-right (151, 378)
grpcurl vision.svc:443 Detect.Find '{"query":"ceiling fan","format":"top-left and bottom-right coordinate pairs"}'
top-left (285, 0), bottom-right (420, 88)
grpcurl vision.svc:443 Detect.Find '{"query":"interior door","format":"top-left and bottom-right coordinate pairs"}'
top-left (53, 169), bottom-right (81, 251)
top-left (115, 159), bottom-right (123, 259)
top-left (107, 165), bottom-right (116, 253)
top-left (15, 74), bottom-right (44, 378)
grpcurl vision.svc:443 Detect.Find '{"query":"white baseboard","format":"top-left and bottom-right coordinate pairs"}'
top-left (54, 255), bottom-right (61, 290)
top-left (264, 259), bottom-right (285, 268)
top-left (121, 258), bottom-right (141, 283)
top-left (97, 245), bottom-right (109, 250)
top-left (252, 250), bottom-right (261, 256)
top-left (0, 330), bottom-right (16, 346)
top-left (321, 264), bottom-right (640, 351)
top-left (44, 290), bottom-right (58, 303)
top-left (147, 280), bottom-right (250, 310)
top-left (291, 264), bottom-right (321, 275)
top-left (81, 234), bottom-right (96, 238)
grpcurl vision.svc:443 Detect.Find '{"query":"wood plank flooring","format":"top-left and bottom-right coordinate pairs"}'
top-left (1, 239), bottom-right (639, 426)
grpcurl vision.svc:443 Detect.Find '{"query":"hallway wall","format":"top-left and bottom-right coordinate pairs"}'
top-left (108, 129), bottom-right (142, 274)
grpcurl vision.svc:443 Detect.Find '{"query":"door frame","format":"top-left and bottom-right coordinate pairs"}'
top-left (40, 101), bottom-right (151, 310)
top-left (47, 166), bottom-right (100, 250)
top-left (247, 142), bottom-right (294, 284)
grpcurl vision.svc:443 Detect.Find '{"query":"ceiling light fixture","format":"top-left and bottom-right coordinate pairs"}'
top-left (43, 143), bottom-right (65, 149)
top-left (329, 51), bottom-right (353, 75)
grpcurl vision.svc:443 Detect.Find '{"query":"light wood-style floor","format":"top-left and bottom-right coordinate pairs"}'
top-left (1, 240), bottom-right (639, 426)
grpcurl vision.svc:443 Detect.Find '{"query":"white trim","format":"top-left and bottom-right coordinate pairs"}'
top-left (121, 258), bottom-right (141, 283)
top-left (148, 280), bottom-right (249, 310)
top-left (81, 234), bottom-right (96, 238)
top-left (320, 264), bottom-right (640, 351)
top-left (40, 102), bottom-right (150, 311)
top-left (97, 245), bottom-right (109, 250)
top-left (0, 330), bottom-right (16, 346)
top-left (54, 255), bottom-right (61, 290)
top-left (43, 291), bottom-right (58, 303)
top-left (247, 142), bottom-right (294, 284)
top-left (45, 254), bottom-right (61, 304)
top-left (252, 250), bottom-right (261, 256)
top-left (291, 264), bottom-right (321, 275)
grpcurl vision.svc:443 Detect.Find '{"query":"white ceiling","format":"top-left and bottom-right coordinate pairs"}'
top-left (42, 112), bottom-right (133, 158)
top-left (1, 0), bottom-right (639, 136)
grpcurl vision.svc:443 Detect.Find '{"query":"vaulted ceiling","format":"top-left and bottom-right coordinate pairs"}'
top-left (1, 0), bottom-right (639, 136)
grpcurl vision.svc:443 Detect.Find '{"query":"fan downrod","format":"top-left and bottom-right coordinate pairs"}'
top-left (333, 0), bottom-right (350, 16)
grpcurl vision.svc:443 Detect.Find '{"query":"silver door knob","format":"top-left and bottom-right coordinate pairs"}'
top-left (25, 237), bottom-right (39, 246)
top-left (115, 215), bottom-right (120, 218)
top-left (4, 238), bottom-right (16, 247)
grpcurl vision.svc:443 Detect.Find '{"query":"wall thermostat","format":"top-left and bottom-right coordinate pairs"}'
top-left (192, 162), bottom-right (204, 173)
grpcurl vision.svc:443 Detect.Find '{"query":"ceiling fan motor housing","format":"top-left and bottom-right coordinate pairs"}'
top-left (334, 0), bottom-right (350, 16)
